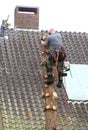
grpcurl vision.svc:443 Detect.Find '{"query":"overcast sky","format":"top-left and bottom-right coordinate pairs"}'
top-left (0, 0), bottom-right (88, 32)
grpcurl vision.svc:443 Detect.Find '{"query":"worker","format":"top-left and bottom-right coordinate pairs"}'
top-left (41, 28), bottom-right (70, 88)
top-left (1, 20), bottom-right (5, 37)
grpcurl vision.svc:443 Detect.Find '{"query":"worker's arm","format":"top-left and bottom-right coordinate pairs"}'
top-left (41, 33), bottom-right (48, 46)
top-left (41, 40), bottom-right (46, 46)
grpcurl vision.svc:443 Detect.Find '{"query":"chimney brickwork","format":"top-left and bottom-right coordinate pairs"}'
top-left (14, 6), bottom-right (39, 29)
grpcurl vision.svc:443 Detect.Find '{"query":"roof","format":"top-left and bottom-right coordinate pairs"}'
top-left (0, 29), bottom-right (88, 130)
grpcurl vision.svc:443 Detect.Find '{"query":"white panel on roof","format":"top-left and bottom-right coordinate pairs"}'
top-left (64, 64), bottom-right (88, 100)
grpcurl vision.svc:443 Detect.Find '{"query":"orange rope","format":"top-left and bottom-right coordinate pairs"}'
top-left (54, 52), bottom-right (69, 129)
top-left (63, 77), bottom-right (69, 130)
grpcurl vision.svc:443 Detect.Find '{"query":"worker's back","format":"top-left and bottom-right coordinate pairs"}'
top-left (45, 32), bottom-right (62, 50)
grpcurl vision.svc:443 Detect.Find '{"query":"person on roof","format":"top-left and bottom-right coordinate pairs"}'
top-left (1, 20), bottom-right (5, 37)
top-left (41, 28), bottom-right (70, 88)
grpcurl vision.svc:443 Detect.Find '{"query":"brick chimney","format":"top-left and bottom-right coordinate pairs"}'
top-left (14, 6), bottom-right (39, 29)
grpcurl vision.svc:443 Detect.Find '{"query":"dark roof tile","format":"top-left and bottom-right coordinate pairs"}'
top-left (0, 29), bottom-right (88, 130)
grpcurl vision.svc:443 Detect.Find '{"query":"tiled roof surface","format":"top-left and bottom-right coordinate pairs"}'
top-left (0, 29), bottom-right (88, 130)
top-left (60, 31), bottom-right (88, 64)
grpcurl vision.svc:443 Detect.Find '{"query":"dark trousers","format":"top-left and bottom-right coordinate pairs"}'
top-left (46, 49), bottom-right (66, 81)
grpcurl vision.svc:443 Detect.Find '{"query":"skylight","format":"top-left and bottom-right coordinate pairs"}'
top-left (64, 64), bottom-right (88, 100)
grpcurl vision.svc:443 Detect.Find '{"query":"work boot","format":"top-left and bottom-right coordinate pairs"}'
top-left (58, 72), bottom-right (67, 76)
top-left (44, 75), bottom-right (54, 84)
top-left (57, 80), bottom-right (64, 88)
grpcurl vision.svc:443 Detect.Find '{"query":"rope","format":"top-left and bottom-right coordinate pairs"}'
top-left (55, 51), bottom-right (69, 130)
top-left (63, 77), bottom-right (69, 130)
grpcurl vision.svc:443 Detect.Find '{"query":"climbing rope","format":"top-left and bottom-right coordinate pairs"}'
top-left (63, 77), bottom-right (69, 130)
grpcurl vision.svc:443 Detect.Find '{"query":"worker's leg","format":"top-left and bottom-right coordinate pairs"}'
top-left (44, 53), bottom-right (54, 84)
top-left (57, 60), bottom-right (67, 88)
top-left (57, 61), bottom-right (63, 87)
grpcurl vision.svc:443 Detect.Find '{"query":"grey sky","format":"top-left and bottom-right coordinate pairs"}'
top-left (0, 0), bottom-right (88, 32)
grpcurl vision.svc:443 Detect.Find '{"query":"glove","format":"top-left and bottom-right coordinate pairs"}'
top-left (41, 34), bottom-right (47, 41)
